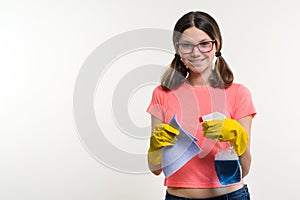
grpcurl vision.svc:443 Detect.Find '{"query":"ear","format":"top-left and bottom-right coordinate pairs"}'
top-left (180, 57), bottom-right (189, 69)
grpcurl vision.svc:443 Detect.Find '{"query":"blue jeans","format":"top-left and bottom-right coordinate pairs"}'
top-left (165, 185), bottom-right (250, 200)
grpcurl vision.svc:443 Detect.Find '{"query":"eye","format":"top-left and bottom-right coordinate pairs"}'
top-left (180, 43), bottom-right (194, 48)
top-left (199, 41), bottom-right (211, 47)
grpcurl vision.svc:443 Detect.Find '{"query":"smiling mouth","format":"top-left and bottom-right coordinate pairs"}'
top-left (188, 59), bottom-right (205, 64)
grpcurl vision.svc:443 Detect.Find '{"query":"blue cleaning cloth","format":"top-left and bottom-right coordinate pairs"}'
top-left (162, 115), bottom-right (202, 178)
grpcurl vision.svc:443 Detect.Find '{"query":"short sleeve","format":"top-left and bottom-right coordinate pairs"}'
top-left (146, 86), bottom-right (166, 121)
top-left (233, 84), bottom-right (256, 120)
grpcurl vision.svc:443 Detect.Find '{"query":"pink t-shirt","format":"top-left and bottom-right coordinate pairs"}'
top-left (147, 82), bottom-right (256, 188)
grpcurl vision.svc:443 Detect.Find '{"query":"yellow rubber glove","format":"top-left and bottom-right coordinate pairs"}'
top-left (148, 124), bottom-right (180, 166)
top-left (202, 118), bottom-right (248, 156)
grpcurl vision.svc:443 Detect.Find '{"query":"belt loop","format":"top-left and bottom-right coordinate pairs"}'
top-left (244, 184), bottom-right (248, 193)
top-left (222, 194), bottom-right (228, 200)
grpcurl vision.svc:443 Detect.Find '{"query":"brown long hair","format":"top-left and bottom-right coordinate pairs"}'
top-left (161, 11), bottom-right (233, 90)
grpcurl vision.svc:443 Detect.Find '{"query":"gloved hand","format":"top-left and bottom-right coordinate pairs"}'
top-left (148, 124), bottom-right (180, 165)
top-left (202, 118), bottom-right (248, 156)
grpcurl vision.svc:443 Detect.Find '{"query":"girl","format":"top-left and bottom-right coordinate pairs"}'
top-left (147, 11), bottom-right (256, 200)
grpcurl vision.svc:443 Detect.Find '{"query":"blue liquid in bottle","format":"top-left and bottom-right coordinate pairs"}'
top-left (214, 160), bottom-right (241, 185)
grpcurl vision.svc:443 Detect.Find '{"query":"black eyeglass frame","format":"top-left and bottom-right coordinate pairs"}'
top-left (176, 40), bottom-right (216, 54)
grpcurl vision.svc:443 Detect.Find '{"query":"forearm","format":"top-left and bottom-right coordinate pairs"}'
top-left (239, 147), bottom-right (251, 178)
top-left (148, 115), bottom-right (164, 175)
top-left (237, 115), bottom-right (253, 178)
top-left (148, 157), bottom-right (162, 175)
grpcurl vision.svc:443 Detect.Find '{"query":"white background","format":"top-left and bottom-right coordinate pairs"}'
top-left (1, 0), bottom-right (300, 199)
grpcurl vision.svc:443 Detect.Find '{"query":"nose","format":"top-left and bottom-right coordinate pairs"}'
top-left (191, 45), bottom-right (203, 57)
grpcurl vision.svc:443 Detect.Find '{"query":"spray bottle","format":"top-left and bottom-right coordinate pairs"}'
top-left (200, 112), bottom-right (242, 185)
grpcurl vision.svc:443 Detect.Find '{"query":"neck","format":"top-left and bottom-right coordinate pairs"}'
top-left (187, 72), bottom-right (210, 86)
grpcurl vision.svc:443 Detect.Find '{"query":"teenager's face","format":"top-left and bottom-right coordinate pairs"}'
top-left (178, 27), bottom-right (216, 75)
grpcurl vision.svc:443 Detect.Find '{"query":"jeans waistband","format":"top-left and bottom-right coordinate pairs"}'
top-left (165, 184), bottom-right (249, 200)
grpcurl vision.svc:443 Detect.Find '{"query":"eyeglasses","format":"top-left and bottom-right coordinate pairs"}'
top-left (176, 40), bottom-right (216, 54)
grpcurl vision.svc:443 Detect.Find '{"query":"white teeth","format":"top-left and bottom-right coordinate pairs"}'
top-left (189, 59), bottom-right (204, 62)
top-left (190, 60), bottom-right (202, 63)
